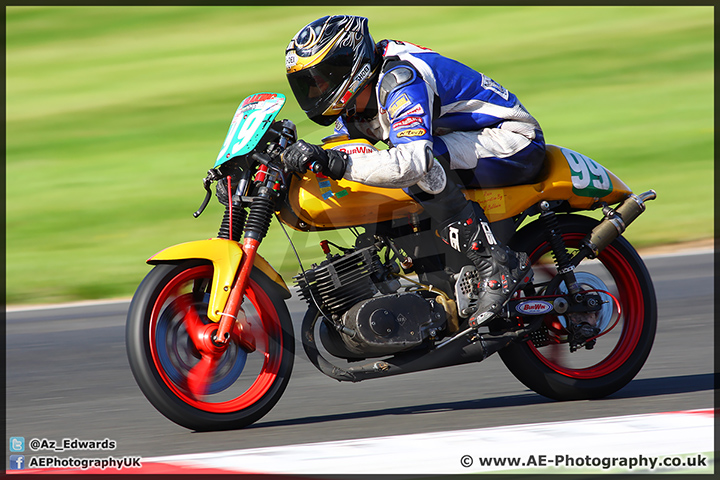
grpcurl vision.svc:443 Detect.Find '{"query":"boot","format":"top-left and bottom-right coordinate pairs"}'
top-left (438, 202), bottom-right (532, 327)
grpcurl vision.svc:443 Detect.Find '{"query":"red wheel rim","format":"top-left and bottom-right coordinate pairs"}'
top-left (526, 234), bottom-right (644, 379)
top-left (149, 265), bottom-right (283, 412)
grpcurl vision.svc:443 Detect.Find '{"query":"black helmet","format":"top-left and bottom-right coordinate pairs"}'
top-left (286, 15), bottom-right (380, 126)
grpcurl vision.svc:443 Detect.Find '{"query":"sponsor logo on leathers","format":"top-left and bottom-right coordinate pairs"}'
top-left (404, 104), bottom-right (425, 117)
top-left (336, 144), bottom-right (377, 155)
top-left (396, 128), bottom-right (427, 138)
top-left (392, 116), bottom-right (424, 129)
top-left (388, 94), bottom-right (411, 118)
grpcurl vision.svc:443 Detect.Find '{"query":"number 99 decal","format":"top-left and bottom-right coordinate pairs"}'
top-left (561, 148), bottom-right (613, 197)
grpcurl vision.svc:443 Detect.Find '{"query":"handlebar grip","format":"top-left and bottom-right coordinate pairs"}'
top-left (310, 162), bottom-right (323, 174)
top-left (251, 152), bottom-right (272, 165)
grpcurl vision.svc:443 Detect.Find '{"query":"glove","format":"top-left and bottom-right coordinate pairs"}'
top-left (282, 140), bottom-right (348, 180)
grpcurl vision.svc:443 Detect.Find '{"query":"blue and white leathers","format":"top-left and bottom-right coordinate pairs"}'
top-left (335, 40), bottom-right (545, 192)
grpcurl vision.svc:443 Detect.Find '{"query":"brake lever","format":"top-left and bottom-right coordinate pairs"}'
top-left (193, 168), bottom-right (222, 218)
top-left (193, 186), bottom-right (212, 218)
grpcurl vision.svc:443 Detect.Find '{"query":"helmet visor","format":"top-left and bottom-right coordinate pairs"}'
top-left (287, 46), bottom-right (354, 113)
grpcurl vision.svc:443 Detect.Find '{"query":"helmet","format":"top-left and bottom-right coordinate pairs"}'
top-left (286, 15), bottom-right (380, 126)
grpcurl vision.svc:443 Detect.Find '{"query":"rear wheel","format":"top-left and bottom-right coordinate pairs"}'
top-left (500, 214), bottom-right (656, 400)
top-left (126, 261), bottom-right (294, 431)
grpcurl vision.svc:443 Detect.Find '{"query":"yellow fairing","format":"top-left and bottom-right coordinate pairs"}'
top-left (288, 176), bottom-right (422, 229)
top-left (285, 141), bottom-right (632, 227)
top-left (466, 145), bottom-right (632, 222)
top-left (147, 238), bottom-right (290, 323)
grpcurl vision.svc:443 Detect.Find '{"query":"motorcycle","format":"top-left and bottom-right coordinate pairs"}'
top-left (126, 92), bottom-right (657, 431)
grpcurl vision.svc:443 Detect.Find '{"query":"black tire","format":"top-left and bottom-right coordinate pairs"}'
top-left (500, 214), bottom-right (656, 400)
top-left (126, 260), bottom-right (294, 431)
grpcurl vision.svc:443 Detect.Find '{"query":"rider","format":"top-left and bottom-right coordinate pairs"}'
top-left (282, 15), bottom-right (545, 327)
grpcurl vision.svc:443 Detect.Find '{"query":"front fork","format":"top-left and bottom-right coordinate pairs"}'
top-left (214, 236), bottom-right (262, 345)
top-left (215, 164), bottom-right (282, 345)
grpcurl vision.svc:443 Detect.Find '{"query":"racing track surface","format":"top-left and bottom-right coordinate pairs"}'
top-left (5, 251), bottom-right (714, 468)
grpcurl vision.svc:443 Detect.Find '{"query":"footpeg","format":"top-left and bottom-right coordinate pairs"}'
top-left (469, 310), bottom-right (496, 328)
top-left (454, 265), bottom-right (480, 318)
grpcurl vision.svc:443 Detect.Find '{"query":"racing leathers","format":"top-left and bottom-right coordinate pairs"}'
top-left (336, 40), bottom-right (542, 326)
top-left (334, 39), bottom-right (545, 194)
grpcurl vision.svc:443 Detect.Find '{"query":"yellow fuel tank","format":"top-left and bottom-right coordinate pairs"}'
top-left (280, 138), bottom-right (631, 230)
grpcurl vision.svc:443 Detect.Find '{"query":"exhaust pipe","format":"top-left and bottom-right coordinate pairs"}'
top-left (582, 190), bottom-right (656, 258)
top-left (302, 310), bottom-right (542, 383)
top-left (341, 333), bottom-right (513, 382)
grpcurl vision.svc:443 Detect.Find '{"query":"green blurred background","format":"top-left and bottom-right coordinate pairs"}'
top-left (6, 6), bottom-right (713, 305)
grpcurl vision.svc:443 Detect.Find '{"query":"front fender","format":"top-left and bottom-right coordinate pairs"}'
top-left (147, 238), bottom-right (291, 323)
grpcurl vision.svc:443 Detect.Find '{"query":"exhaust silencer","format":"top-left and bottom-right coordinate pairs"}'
top-left (583, 190), bottom-right (657, 257)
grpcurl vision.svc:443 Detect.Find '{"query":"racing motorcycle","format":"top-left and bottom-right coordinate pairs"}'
top-left (126, 92), bottom-right (657, 431)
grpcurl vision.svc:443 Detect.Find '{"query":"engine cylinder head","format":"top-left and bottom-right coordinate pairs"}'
top-left (294, 246), bottom-right (383, 317)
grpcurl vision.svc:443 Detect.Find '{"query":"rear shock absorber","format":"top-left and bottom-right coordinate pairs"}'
top-left (539, 201), bottom-right (581, 295)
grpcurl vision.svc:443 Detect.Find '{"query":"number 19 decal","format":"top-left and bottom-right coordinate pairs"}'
top-left (561, 148), bottom-right (613, 197)
top-left (215, 93), bottom-right (285, 167)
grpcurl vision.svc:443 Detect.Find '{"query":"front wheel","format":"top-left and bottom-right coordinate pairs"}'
top-left (126, 260), bottom-right (294, 431)
top-left (500, 214), bottom-right (657, 400)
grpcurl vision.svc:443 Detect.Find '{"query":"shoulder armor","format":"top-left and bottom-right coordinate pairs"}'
top-left (379, 61), bottom-right (417, 106)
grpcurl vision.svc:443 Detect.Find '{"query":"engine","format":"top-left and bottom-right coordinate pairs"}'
top-left (294, 245), bottom-right (394, 318)
top-left (294, 243), bottom-right (447, 359)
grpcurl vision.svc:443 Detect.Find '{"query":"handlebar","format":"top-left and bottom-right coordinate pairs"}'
top-left (194, 122), bottom-right (297, 218)
top-left (251, 151), bottom-right (272, 165)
